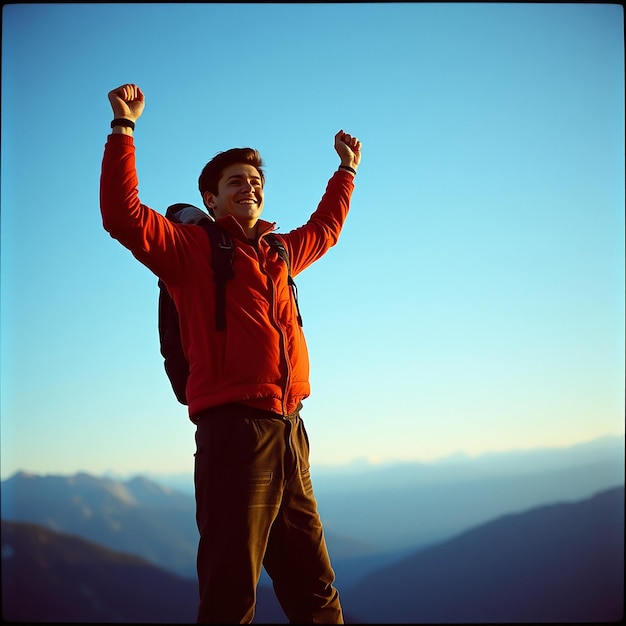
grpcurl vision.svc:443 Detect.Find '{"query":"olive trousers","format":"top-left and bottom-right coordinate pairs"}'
top-left (193, 403), bottom-right (343, 624)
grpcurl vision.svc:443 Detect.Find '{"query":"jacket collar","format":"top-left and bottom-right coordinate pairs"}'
top-left (214, 215), bottom-right (277, 242)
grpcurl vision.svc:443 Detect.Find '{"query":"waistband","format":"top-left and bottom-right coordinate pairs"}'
top-left (192, 402), bottom-right (303, 423)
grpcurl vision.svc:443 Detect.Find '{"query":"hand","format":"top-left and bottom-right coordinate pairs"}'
top-left (108, 84), bottom-right (145, 122)
top-left (334, 130), bottom-right (362, 170)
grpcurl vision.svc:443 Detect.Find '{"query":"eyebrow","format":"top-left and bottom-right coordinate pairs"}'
top-left (226, 174), bottom-right (262, 182)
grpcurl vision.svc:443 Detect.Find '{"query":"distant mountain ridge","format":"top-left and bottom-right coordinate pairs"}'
top-left (145, 433), bottom-right (626, 494)
top-left (2, 434), bottom-right (623, 588)
top-left (2, 487), bottom-right (622, 623)
top-left (0, 471), bottom-right (383, 585)
top-left (313, 433), bottom-right (625, 551)
top-left (1, 519), bottom-right (285, 624)
top-left (342, 485), bottom-right (624, 623)
top-left (1, 471), bottom-right (199, 578)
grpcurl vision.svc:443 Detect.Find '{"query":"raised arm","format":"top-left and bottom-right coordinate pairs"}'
top-left (100, 84), bottom-right (206, 284)
top-left (279, 129), bottom-right (362, 275)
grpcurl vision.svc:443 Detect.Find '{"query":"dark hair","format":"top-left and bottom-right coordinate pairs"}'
top-left (198, 148), bottom-right (265, 208)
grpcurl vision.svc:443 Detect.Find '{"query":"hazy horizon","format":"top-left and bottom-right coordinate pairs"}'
top-left (3, 432), bottom-right (623, 483)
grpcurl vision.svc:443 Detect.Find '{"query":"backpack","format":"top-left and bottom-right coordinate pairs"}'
top-left (157, 203), bottom-right (302, 405)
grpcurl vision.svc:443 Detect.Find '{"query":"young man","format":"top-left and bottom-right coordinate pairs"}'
top-left (100, 83), bottom-right (361, 624)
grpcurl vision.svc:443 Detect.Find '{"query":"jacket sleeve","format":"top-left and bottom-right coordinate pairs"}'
top-left (281, 169), bottom-right (355, 276)
top-left (99, 134), bottom-right (206, 285)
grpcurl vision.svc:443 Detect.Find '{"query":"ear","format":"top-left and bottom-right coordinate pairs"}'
top-left (202, 190), bottom-right (215, 210)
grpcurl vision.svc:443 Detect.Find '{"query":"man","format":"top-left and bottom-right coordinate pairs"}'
top-left (100, 83), bottom-right (361, 624)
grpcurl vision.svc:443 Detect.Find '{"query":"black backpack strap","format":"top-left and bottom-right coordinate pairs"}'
top-left (266, 234), bottom-right (303, 327)
top-left (178, 217), bottom-right (299, 331)
top-left (198, 220), bottom-right (235, 331)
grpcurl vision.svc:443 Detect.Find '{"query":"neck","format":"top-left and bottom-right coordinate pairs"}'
top-left (241, 221), bottom-right (257, 239)
top-left (234, 217), bottom-right (257, 239)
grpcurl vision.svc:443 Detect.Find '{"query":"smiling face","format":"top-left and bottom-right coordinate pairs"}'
top-left (203, 163), bottom-right (265, 237)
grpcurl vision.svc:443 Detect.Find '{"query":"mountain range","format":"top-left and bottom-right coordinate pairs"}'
top-left (1, 434), bottom-right (624, 622)
top-left (145, 434), bottom-right (625, 554)
top-left (2, 486), bottom-right (623, 623)
top-left (1, 519), bottom-right (285, 624)
top-left (2, 472), bottom-right (199, 579)
top-left (4, 435), bottom-right (622, 579)
top-left (342, 485), bottom-right (624, 623)
top-left (311, 433), bottom-right (625, 552)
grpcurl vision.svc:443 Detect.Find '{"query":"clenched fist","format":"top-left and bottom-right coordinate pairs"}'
top-left (334, 130), bottom-right (362, 171)
top-left (108, 84), bottom-right (145, 122)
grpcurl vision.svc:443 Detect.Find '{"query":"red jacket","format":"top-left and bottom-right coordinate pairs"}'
top-left (100, 134), bottom-right (354, 418)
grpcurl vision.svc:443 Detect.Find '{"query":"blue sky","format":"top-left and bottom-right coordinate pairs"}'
top-left (1, 3), bottom-right (624, 479)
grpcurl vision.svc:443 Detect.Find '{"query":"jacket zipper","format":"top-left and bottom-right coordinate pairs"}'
top-left (260, 242), bottom-right (291, 415)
